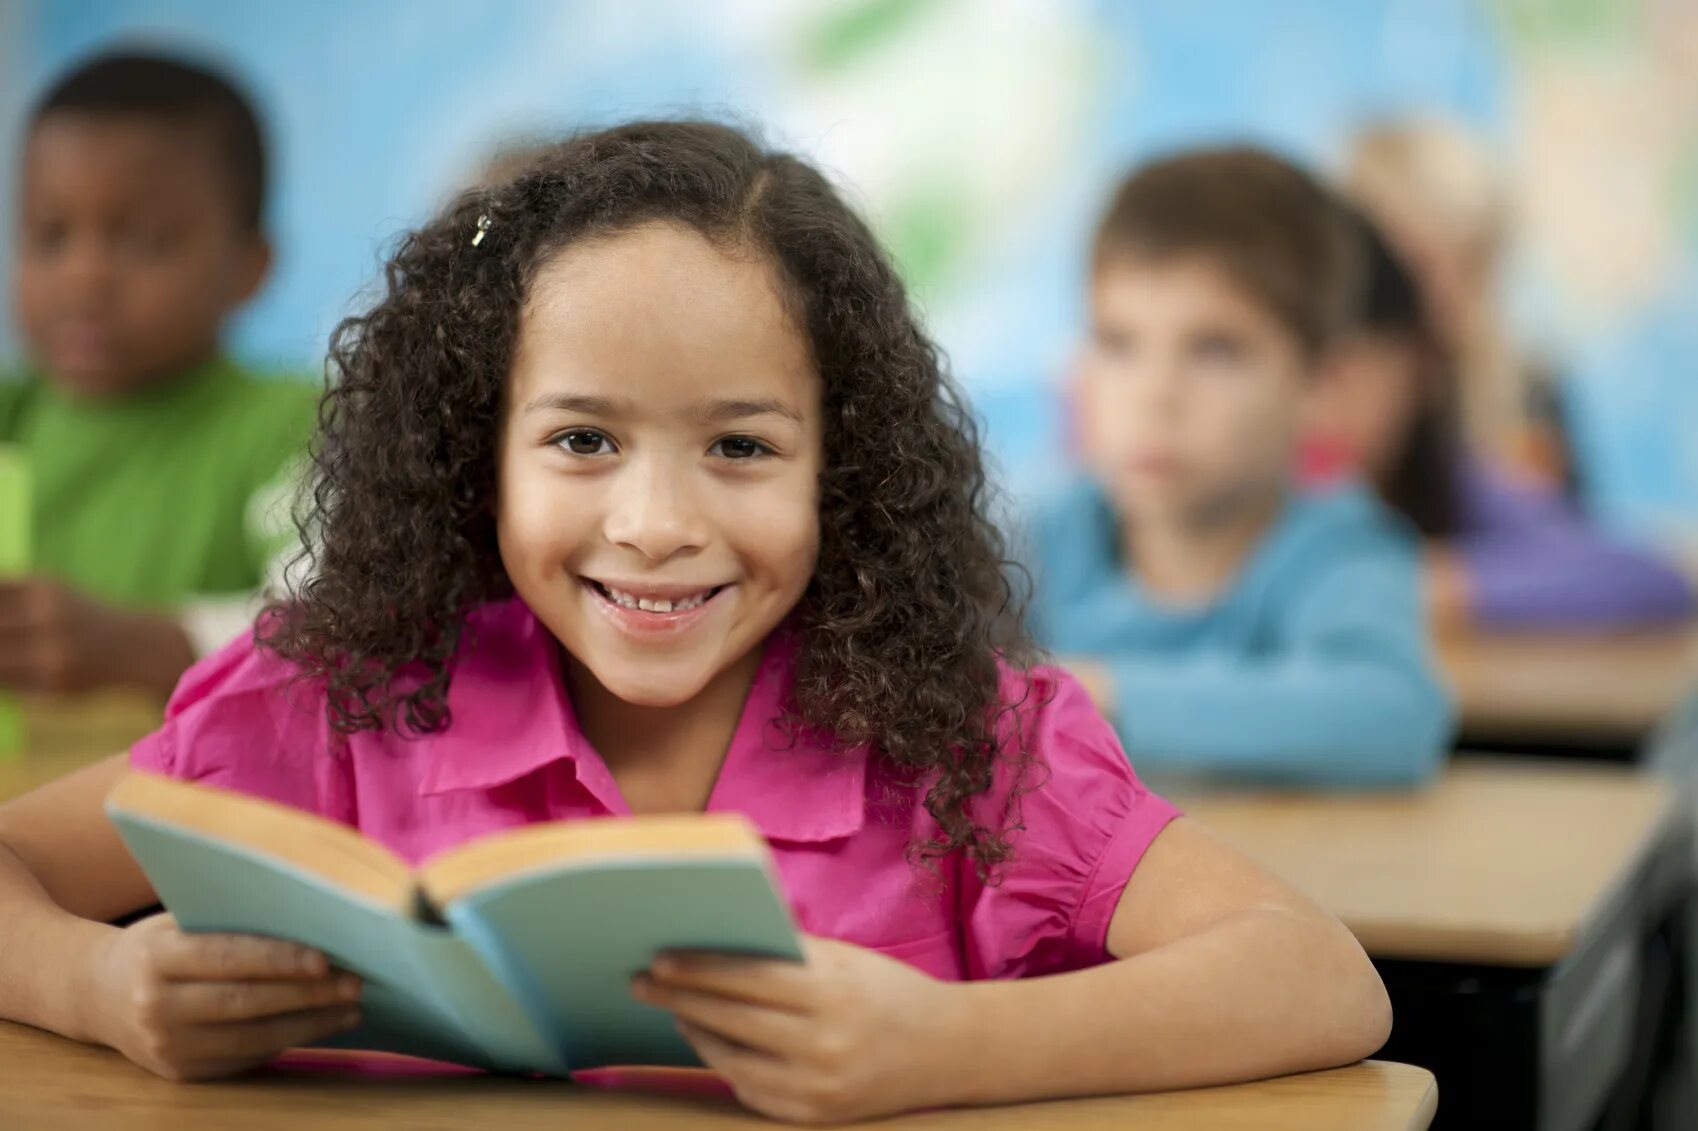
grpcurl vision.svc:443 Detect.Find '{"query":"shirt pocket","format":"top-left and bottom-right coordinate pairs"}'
top-left (864, 929), bottom-right (962, 981)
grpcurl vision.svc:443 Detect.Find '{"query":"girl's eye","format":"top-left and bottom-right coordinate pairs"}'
top-left (710, 435), bottom-right (771, 460)
top-left (556, 429), bottom-right (615, 456)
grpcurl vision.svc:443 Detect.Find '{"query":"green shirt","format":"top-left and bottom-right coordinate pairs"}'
top-left (0, 358), bottom-right (320, 608)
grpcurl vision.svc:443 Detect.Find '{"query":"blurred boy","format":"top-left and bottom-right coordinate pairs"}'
top-left (1029, 146), bottom-right (1452, 787)
top-left (1, 51), bottom-right (317, 699)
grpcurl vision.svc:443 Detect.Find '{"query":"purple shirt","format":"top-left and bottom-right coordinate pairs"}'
top-left (131, 597), bottom-right (1179, 982)
top-left (1457, 461), bottom-right (1696, 628)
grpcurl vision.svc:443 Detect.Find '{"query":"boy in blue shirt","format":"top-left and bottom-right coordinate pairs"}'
top-left (1031, 147), bottom-right (1452, 787)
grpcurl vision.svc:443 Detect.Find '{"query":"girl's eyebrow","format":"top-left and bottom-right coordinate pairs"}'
top-left (698, 398), bottom-right (804, 425)
top-left (521, 392), bottom-right (803, 425)
top-left (521, 393), bottom-right (619, 416)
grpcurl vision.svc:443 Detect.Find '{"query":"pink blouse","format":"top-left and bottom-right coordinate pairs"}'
top-left (132, 597), bottom-right (1180, 981)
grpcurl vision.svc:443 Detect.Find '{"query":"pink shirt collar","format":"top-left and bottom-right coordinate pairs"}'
top-left (415, 599), bottom-right (868, 844)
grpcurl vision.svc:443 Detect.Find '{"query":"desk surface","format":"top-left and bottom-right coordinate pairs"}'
top-left (1180, 759), bottom-right (1679, 966)
top-left (0, 1023), bottom-right (1436, 1131)
top-left (0, 690), bottom-right (161, 802)
top-left (1436, 624), bottom-right (1698, 743)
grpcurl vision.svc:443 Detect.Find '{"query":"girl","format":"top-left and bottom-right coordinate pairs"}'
top-left (0, 121), bottom-right (1389, 1124)
top-left (1315, 207), bottom-right (1695, 631)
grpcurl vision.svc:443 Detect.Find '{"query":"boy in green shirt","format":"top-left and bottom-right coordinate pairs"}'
top-left (1, 51), bottom-right (318, 699)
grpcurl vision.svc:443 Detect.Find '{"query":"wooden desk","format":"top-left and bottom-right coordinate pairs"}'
top-left (1436, 625), bottom-right (1698, 747)
top-left (0, 1024), bottom-right (1436, 1131)
top-left (0, 691), bottom-right (160, 802)
top-left (1179, 760), bottom-right (1692, 1131)
top-left (1180, 759), bottom-right (1676, 966)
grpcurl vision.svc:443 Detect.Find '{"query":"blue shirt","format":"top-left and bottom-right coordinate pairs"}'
top-left (1027, 480), bottom-right (1453, 787)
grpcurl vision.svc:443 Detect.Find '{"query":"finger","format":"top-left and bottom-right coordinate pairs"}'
top-left (168, 974), bottom-right (362, 1023)
top-left (180, 1002), bottom-right (361, 1062)
top-left (0, 579), bottom-right (54, 630)
top-left (675, 1020), bottom-right (797, 1100)
top-left (156, 931), bottom-right (332, 981)
top-left (0, 654), bottom-right (51, 692)
top-left (648, 951), bottom-right (812, 1010)
top-left (0, 639), bottom-right (73, 693)
top-left (0, 580), bottom-right (33, 623)
top-left (634, 978), bottom-right (806, 1055)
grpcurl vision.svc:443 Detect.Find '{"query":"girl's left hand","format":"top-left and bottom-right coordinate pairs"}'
top-left (632, 935), bottom-right (966, 1124)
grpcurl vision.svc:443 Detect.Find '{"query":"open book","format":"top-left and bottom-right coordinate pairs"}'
top-left (105, 772), bottom-right (801, 1074)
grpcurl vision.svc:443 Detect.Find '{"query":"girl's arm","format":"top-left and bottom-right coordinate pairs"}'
top-left (637, 816), bottom-right (1388, 1123)
top-left (0, 756), bottom-right (143, 1041)
top-left (0, 757), bottom-right (360, 1077)
top-left (943, 816), bottom-right (1389, 1101)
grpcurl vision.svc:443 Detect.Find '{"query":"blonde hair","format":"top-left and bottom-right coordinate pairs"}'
top-left (1347, 116), bottom-right (1525, 460)
top-left (1349, 117), bottom-right (1507, 257)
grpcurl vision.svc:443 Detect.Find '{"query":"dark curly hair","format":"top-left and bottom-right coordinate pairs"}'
top-left (261, 120), bottom-right (1035, 873)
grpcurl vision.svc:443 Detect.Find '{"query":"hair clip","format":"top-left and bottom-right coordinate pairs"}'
top-left (471, 213), bottom-right (492, 247)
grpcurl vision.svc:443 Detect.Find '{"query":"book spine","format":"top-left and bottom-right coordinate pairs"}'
top-left (444, 901), bottom-right (575, 1074)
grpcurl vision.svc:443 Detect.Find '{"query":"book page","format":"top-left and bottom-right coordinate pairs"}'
top-left (107, 772), bottom-right (414, 910)
top-left (418, 813), bottom-right (766, 907)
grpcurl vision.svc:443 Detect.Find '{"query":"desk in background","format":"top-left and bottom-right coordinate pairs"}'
top-left (0, 1022), bottom-right (1436, 1131)
top-left (1181, 760), bottom-right (1693, 1131)
top-left (1435, 625), bottom-right (1698, 757)
top-left (0, 690), bottom-right (161, 803)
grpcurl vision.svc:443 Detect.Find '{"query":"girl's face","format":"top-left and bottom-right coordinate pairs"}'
top-left (498, 222), bottom-right (823, 708)
top-left (1314, 331), bottom-right (1426, 480)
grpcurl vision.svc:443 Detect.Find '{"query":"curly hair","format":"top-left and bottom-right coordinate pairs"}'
top-left (261, 120), bottom-right (1035, 873)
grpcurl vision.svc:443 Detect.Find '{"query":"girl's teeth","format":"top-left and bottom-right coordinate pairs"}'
top-left (604, 586), bottom-right (710, 613)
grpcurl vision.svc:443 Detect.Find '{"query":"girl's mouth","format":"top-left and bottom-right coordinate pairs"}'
top-left (587, 580), bottom-right (725, 612)
top-left (582, 579), bottom-right (730, 638)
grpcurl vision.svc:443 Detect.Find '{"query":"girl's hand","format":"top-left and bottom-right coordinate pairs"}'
top-left (633, 935), bottom-right (967, 1123)
top-left (1059, 657), bottom-right (1114, 715)
top-left (90, 913), bottom-right (363, 1081)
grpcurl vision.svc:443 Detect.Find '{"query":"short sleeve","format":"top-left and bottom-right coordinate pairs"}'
top-left (961, 667), bottom-right (1181, 979)
top-left (129, 628), bottom-right (350, 822)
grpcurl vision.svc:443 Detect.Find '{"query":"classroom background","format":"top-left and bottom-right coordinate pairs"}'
top-left (3, 0), bottom-right (1695, 540)
top-left (4, 3), bottom-right (1698, 1128)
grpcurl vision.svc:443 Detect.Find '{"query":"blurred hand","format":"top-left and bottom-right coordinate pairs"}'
top-left (1059, 657), bottom-right (1115, 716)
top-left (91, 913), bottom-right (361, 1082)
top-left (633, 935), bottom-right (962, 1123)
top-left (1422, 549), bottom-right (1474, 633)
top-left (0, 577), bottom-right (196, 698)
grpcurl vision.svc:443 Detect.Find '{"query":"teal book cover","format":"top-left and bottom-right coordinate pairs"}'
top-left (105, 772), bottom-right (801, 1075)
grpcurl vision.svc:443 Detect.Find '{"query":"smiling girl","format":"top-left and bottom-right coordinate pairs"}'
top-left (0, 121), bottom-right (1390, 1123)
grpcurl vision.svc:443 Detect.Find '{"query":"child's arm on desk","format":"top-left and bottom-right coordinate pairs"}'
top-left (0, 757), bottom-right (358, 1078)
top-left (1063, 545), bottom-right (1453, 787)
top-left (0, 579), bottom-right (197, 699)
top-left (636, 817), bottom-right (1388, 1123)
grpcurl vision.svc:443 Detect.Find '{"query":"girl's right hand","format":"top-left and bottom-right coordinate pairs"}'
top-left (90, 913), bottom-right (363, 1081)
